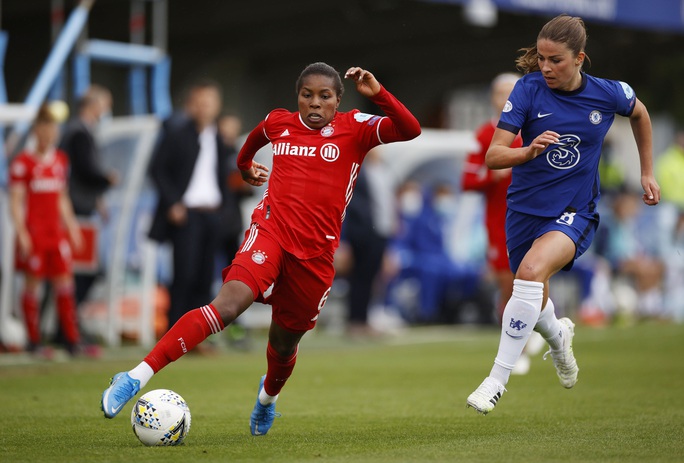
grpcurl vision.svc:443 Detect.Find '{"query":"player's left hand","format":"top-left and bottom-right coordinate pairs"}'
top-left (241, 161), bottom-right (269, 187)
top-left (641, 174), bottom-right (660, 206)
top-left (345, 67), bottom-right (381, 98)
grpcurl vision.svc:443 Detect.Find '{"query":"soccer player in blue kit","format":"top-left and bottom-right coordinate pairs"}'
top-left (466, 14), bottom-right (660, 414)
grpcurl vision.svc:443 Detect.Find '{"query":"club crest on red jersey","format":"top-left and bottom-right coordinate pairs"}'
top-left (320, 126), bottom-right (334, 137)
top-left (251, 250), bottom-right (268, 264)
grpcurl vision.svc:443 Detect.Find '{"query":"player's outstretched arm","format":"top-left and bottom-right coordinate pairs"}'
top-left (345, 66), bottom-right (421, 143)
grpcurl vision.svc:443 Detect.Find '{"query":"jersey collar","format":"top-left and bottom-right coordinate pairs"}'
top-left (552, 72), bottom-right (587, 96)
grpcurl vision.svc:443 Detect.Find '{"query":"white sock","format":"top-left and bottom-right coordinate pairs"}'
top-left (490, 279), bottom-right (544, 385)
top-left (258, 389), bottom-right (278, 406)
top-left (534, 298), bottom-right (563, 351)
top-left (128, 361), bottom-right (154, 389)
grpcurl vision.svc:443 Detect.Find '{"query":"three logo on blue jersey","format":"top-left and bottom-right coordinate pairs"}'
top-left (547, 134), bottom-right (581, 170)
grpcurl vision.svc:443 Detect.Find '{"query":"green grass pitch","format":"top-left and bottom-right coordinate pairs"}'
top-left (1, 322), bottom-right (683, 462)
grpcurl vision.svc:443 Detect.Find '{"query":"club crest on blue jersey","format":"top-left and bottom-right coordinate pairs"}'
top-left (589, 110), bottom-right (602, 125)
top-left (546, 134), bottom-right (581, 170)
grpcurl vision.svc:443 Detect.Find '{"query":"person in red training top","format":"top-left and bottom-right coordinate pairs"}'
top-left (462, 73), bottom-right (544, 376)
top-left (462, 73), bottom-right (522, 317)
top-left (9, 104), bottom-right (84, 357)
top-left (101, 63), bottom-right (421, 435)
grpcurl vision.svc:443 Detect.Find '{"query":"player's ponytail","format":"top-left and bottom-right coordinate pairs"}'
top-left (516, 45), bottom-right (539, 74)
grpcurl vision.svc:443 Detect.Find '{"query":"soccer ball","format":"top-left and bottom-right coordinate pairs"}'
top-left (130, 389), bottom-right (191, 446)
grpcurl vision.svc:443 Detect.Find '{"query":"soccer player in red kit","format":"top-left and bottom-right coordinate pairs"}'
top-left (101, 63), bottom-right (421, 435)
top-left (462, 73), bottom-right (522, 316)
top-left (9, 105), bottom-right (84, 356)
top-left (461, 73), bottom-right (542, 375)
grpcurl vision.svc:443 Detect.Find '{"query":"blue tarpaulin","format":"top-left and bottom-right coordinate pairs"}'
top-left (429, 0), bottom-right (684, 34)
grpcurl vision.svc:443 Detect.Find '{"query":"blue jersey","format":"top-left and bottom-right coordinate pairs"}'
top-left (498, 72), bottom-right (636, 217)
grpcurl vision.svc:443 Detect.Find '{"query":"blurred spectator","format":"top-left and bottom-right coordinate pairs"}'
top-left (148, 79), bottom-right (233, 331)
top-left (388, 182), bottom-right (482, 323)
top-left (655, 127), bottom-right (684, 321)
top-left (217, 113), bottom-right (252, 262)
top-left (461, 73), bottom-right (545, 374)
top-left (59, 84), bottom-right (118, 305)
top-left (595, 187), bottom-right (665, 320)
top-left (9, 105), bottom-right (90, 357)
top-left (461, 72), bottom-right (521, 318)
top-left (656, 127), bottom-right (684, 208)
top-left (339, 148), bottom-right (396, 337)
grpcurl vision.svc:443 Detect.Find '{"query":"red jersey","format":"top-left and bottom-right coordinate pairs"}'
top-left (461, 120), bottom-right (522, 238)
top-left (10, 149), bottom-right (69, 243)
top-left (238, 86), bottom-right (420, 259)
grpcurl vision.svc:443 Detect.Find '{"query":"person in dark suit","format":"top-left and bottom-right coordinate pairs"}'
top-left (339, 148), bottom-right (396, 336)
top-left (59, 84), bottom-right (118, 305)
top-left (148, 79), bottom-right (233, 330)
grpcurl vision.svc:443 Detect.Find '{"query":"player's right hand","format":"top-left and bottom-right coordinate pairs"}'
top-left (241, 161), bottom-right (269, 187)
top-left (527, 130), bottom-right (560, 160)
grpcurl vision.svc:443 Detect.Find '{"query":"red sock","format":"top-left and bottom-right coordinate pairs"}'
top-left (264, 342), bottom-right (298, 396)
top-left (56, 285), bottom-right (80, 345)
top-left (144, 304), bottom-right (224, 373)
top-left (22, 290), bottom-right (40, 345)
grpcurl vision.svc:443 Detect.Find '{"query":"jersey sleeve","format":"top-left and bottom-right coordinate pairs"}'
top-left (497, 79), bottom-right (528, 134)
top-left (355, 86), bottom-right (420, 150)
top-left (613, 80), bottom-right (637, 117)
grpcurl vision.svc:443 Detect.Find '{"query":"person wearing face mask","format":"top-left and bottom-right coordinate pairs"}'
top-left (100, 63), bottom-right (420, 436)
top-left (59, 84), bottom-right (118, 306)
top-left (466, 14), bottom-right (660, 415)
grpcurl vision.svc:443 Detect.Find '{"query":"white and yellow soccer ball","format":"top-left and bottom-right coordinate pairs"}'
top-left (130, 389), bottom-right (191, 446)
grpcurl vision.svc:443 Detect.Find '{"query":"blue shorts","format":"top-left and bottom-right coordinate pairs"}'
top-left (506, 207), bottom-right (599, 274)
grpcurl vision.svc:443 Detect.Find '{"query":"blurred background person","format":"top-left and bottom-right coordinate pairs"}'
top-left (147, 79), bottom-right (233, 332)
top-left (217, 112), bottom-right (254, 348)
top-left (9, 105), bottom-right (85, 357)
top-left (655, 127), bottom-right (684, 321)
top-left (595, 186), bottom-right (665, 321)
top-left (217, 113), bottom-right (252, 263)
top-left (461, 72), bottom-right (544, 375)
top-left (339, 148), bottom-right (396, 337)
top-left (59, 84), bottom-right (118, 306)
top-left (388, 182), bottom-right (481, 323)
top-left (461, 72), bottom-right (520, 317)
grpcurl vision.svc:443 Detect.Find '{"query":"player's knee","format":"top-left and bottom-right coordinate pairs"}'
top-left (515, 263), bottom-right (545, 282)
top-left (211, 281), bottom-right (254, 326)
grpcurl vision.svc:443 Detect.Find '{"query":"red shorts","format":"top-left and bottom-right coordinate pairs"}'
top-left (487, 229), bottom-right (510, 272)
top-left (222, 223), bottom-right (335, 332)
top-left (16, 234), bottom-right (72, 278)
